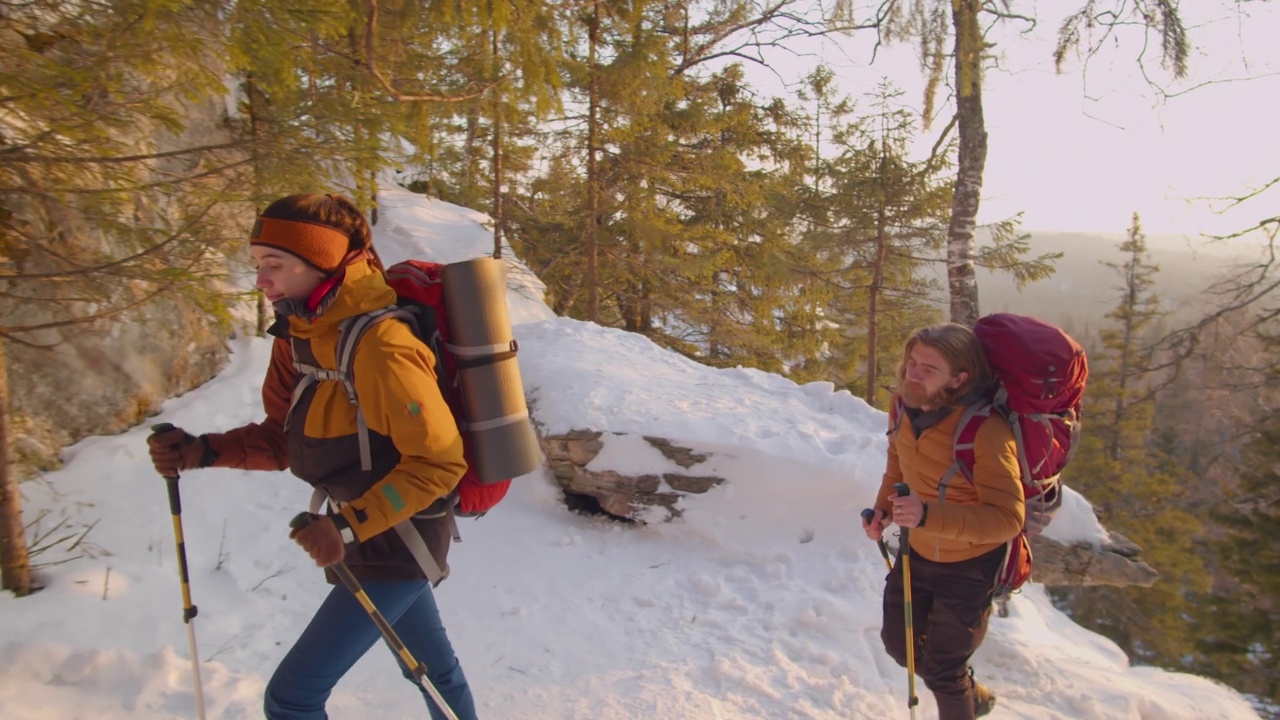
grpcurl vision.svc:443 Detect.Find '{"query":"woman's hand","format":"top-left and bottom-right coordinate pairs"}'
top-left (289, 515), bottom-right (345, 567)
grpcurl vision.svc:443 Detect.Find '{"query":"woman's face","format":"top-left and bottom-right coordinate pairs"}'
top-left (252, 246), bottom-right (327, 303)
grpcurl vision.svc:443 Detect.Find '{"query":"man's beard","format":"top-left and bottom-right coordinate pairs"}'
top-left (900, 380), bottom-right (949, 410)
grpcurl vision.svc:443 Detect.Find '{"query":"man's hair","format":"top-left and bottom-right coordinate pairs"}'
top-left (896, 323), bottom-right (993, 405)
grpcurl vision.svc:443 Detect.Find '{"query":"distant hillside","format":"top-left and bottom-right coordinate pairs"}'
top-left (971, 231), bottom-right (1253, 331)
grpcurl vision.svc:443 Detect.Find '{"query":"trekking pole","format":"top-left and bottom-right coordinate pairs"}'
top-left (892, 482), bottom-right (919, 720)
top-left (288, 512), bottom-right (461, 720)
top-left (150, 423), bottom-right (207, 720)
top-left (860, 508), bottom-right (893, 572)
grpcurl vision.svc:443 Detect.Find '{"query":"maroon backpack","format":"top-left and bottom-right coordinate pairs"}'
top-left (900, 314), bottom-right (1087, 596)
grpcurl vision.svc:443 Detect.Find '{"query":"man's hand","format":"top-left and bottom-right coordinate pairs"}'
top-left (289, 515), bottom-right (345, 567)
top-left (862, 508), bottom-right (888, 541)
top-left (891, 489), bottom-right (926, 529)
top-left (147, 427), bottom-right (204, 478)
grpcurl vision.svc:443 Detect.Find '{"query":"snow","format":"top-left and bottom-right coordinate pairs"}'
top-left (0, 185), bottom-right (1258, 719)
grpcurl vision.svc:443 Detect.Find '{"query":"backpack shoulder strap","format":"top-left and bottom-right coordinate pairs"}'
top-left (289, 305), bottom-right (413, 472)
top-left (888, 396), bottom-right (905, 437)
top-left (336, 305), bottom-right (417, 471)
top-left (294, 307), bottom-right (457, 586)
top-left (948, 401), bottom-right (994, 489)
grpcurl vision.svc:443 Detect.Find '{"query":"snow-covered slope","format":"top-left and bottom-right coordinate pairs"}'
top-left (0, 185), bottom-right (1257, 719)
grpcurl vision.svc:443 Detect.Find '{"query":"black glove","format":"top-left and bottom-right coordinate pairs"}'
top-left (147, 427), bottom-right (213, 477)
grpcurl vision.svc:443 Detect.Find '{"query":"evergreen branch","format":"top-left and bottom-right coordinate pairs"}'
top-left (0, 224), bottom-right (222, 339)
top-left (1161, 71), bottom-right (1280, 99)
top-left (0, 282), bottom-right (175, 336)
top-left (669, 2), bottom-right (879, 77)
top-left (0, 199), bottom-right (220, 282)
top-left (927, 114), bottom-right (958, 169)
top-left (0, 157), bottom-right (254, 196)
top-left (1210, 178), bottom-right (1280, 214)
top-left (361, 0), bottom-right (503, 103)
top-left (979, 3), bottom-right (1035, 26)
top-left (0, 141), bottom-right (244, 164)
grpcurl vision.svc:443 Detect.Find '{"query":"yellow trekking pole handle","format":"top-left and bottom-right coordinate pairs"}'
top-left (150, 423), bottom-right (207, 720)
top-left (893, 482), bottom-right (919, 720)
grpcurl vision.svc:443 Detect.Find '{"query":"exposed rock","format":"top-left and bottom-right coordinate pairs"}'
top-left (5, 86), bottom-right (242, 480)
top-left (540, 430), bottom-right (725, 520)
top-left (1030, 532), bottom-right (1159, 588)
top-left (643, 436), bottom-right (708, 469)
top-left (662, 474), bottom-right (723, 494)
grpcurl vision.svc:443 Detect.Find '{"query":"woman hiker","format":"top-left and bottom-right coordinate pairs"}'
top-left (148, 193), bottom-right (478, 720)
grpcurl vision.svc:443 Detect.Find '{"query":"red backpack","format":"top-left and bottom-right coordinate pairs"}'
top-left (315, 260), bottom-right (513, 518)
top-left (384, 260), bottom-right (513, 516)
top-left (963, 313), bottom-right (1087, 596)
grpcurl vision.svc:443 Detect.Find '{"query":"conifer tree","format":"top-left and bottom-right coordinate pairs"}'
top-left (518, 0), bottom-right (858, 339)
top-left (1, 0), bottom-right (233, 595)
top-left (1052, 214), bottom-right (1209, 668)
top-left (1203, 365), bottom-right (1280, 709)
top-left (395, 1), bottom-right (563, 257)
top-left (228, 0), bottom-right (383, 204)
top-left (795, 75), bottom-right (950, 404)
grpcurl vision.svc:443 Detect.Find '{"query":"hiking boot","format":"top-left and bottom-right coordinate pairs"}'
top-left (973, 681), bottom-right (997, 717)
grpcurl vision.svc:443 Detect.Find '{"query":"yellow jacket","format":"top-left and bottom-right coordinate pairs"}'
top-left (874, 400), bottom-right (1024, 563)
top-left (209, 258), bottom-right (466, 581)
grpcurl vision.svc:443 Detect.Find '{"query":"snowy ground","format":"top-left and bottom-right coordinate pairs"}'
top-left (0, 185), bottom-right (1259, 719)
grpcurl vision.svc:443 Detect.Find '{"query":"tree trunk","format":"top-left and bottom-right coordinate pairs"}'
top-left (0, 341), bottom-right (32, 596)
top-left (491, 28), bottom-right (505, 259)
top-left (247, 75), bottom-right (268, 337)
top-left (584, 4), bottom-right (601, 323)
top-left (865, 131), bottom-right (892, 406)
top-left (867, 210), bottom-right (888, 407)
top-left (947, 1), bottom-right (985, 327)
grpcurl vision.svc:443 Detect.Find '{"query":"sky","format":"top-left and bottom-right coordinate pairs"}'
top-left (0, 184), bottom-right (1263, 719)
top-left (764, 0), bottom-right (1280, 239)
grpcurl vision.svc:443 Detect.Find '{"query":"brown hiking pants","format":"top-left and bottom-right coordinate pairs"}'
top-left (880, 545), bottom-right (1004, 720)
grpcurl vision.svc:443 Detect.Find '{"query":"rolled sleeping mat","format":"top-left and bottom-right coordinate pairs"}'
top-left (442, 257), bottom-right (542, 483)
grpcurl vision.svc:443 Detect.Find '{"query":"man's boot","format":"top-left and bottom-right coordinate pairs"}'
top-left (969, 668), bottom-right (997, 717)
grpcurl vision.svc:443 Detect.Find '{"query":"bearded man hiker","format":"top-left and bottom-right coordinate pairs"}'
top-left (862, 323), bottom-right (1025, 719)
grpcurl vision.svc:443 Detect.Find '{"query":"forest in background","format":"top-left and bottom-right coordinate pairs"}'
top-left (1, 0), bottom-right (1276, 714)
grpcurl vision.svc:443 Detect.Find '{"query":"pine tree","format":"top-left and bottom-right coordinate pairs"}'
top-left (1204, 382), bottom-right (1280, 710)
top-left (516, 1), bottom-right (841, 369)
top-left (1, 0), bottom-right (233, 596)
top-left (1052, 214), bottom-right (1210, 668)
top-left (794, 76), bottom-right (950, 404)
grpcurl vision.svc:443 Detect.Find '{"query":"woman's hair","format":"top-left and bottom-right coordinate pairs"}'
top-left (896, 322), bottom-right (993, 405)
top-left (258, 193), bottom-right (381, 270)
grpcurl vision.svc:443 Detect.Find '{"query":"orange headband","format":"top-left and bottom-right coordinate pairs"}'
top-left (250, 216), bottom-right (350, 273)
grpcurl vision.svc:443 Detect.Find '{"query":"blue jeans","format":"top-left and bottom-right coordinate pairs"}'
top-left (264, 579), bottom-right (477, 720)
